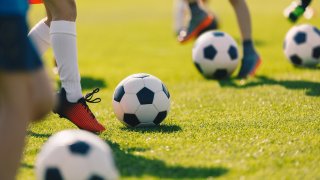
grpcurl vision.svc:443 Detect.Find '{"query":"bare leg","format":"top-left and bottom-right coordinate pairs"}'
top-left (229, 0), bottom-right (261, 78)
top-left (0, 74), bottom-right (30, 180)
top-left (229, 0), bottom-right (251, 41)
top-left (0, 69), bottom-right (54, 180)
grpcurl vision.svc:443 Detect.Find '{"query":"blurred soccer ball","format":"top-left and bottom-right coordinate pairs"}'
top-left (192, 30), bottom-right (239, 79)
top-left (284, 24), bottom-right (320, 67)
top-left (36, 130), bottom-right (119, 180)
top-left (112, 73), bottom-right (170, 127)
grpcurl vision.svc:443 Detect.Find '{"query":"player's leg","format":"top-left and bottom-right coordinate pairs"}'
top-left (0, 14), bottom-right (54, 180)
top-left (28, 5), bottom-right (52, 56)
top-left (0, 70), bottom-right (54, 180)
top-left (29, 68), bottom-right (56, 120)
top-left (173, 0), bottom-right (189, 35)
top-left (0, 74), bottom-right (32, 180)
top-left (286, 0), bottom-right (312, 22)
top-left (229, 0), bottom-right (261, 78)
top-left (43, 0), bottom-right (105, 132)
top-left (178, 0), bottom-right (215, 43)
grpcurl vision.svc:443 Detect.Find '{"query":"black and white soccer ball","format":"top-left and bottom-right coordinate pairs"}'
top-left (192, 30), bottom-right (239, 79)
top-left (112, 73), bottom-right (170, 127)
top-left (284, 24), bottom-right (320, 67)
top-left (35, 130), bottom-right (119, 180)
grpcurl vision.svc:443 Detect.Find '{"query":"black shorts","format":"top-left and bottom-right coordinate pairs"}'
top-left (0, 15), bottom-right (42, 71)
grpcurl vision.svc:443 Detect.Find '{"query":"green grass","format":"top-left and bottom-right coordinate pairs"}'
top-left (19, 0), bottom-right (320, 179)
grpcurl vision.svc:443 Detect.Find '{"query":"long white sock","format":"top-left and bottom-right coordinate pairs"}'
top-left (50, 21), bottom-right (82, 103)
top-left (28, 19), bottom-right (50, 56)
top-left (173, 0), bottom-right (189, 33)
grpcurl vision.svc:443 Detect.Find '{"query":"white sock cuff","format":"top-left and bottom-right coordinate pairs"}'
top-left (63, 80), bottom-right (83, 102)
top-left (50, 21), bottom-right (76, 36)
top-left (28, 19), bottom-right (50, 44)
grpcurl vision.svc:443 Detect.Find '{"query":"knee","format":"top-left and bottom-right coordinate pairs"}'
top-left (31, 89), bottom-right (56, 122)
top-left (29, 74), bottom-right (56, 122)
top-left (44, 0), bottom-right (77, 21)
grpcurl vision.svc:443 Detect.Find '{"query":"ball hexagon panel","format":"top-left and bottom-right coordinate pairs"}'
top-left (213, 31), bottom-right (224, 37)
top-left (154, 111), bottom-right (167, 125)
top-left (113, 85), bottom-right (125, 102)
top-left (89, 175), bottom-right (104, 180)
top-left (212, 69), bottom-right (228, 79)
top-left (203, 45), bottom-right (217, 60)
top-left (194, 62), bottom-right (204, 74)
top-left (293, 32), bottom-right (307, 45)
top-left (123, 78), bottom-right (144, 94)
top-left (290, 55), bottom-right (303, 65)
top-left (162, 84), bottom-right (170, 99)
top-left (228, 45), bottom-right (238, 60)
top-left (123, 114), bottom-right (140, 127)
top-left (120, 94), bottom-right (140, 114)
top-left (131, 73), bottom-right (150, 79)
top-left (45, 167), bottom-right (63, 180)
top-left (136, 105), bottom-right (158, 124)
top-left (153, 91), bottom-right (170, 112)
top-left (314, 27), bottom-right (320, 36)
top-left (312, 46), bottom-right (320, 59)
top-left (137, 87), bottom-right (155, 105)
top-left (69, 141), bottom-right (91, 155)
top-left (143, 76), bottom-right (163, 92)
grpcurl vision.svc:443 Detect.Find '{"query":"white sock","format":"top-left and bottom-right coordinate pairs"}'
top-left (28, 19), bottom-right (50, 56)
top-left (173, 0), bottom-right (189, 33)
top-left (50, 21), bottom-right (82, 103)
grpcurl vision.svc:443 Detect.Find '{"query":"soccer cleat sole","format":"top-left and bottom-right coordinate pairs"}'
top-left (178, 15), bottom-right (214, 43)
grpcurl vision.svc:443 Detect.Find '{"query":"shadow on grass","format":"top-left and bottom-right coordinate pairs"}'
top-left (107, 141), bottom-right (229, 179)
top-left (218, 75), bottom-right (320, 96)
top-left (57, 76), bottom-right (107, 90)
top-left (120, 124), bottom-right (182, 134)
top-left (27, 131), bottom-right (52, 138)
top-left (81, 76), bottom-right (107, 90)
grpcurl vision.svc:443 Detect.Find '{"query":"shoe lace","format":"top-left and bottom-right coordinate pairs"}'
top-left (82, 88), bottom-right (101, 119)
top-left (84, 88), bottom-right (101, 103)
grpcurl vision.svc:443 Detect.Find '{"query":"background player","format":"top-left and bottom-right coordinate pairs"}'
top-left (285, 0), bottom-right (313, 23)
top-left (0, 0), bottom-right (55, 179)
top-left (178, 0), bottom-right (261, 78)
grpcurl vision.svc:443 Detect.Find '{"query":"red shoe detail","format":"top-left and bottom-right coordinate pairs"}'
top-left (29, 0), bottom-right (43, 4)
top-left (54, 88), bottom-right (105, 133)
top-left (249, 58), bottom-right (262, 77)
top-left (178, 15), bottom-right (214, 43)
top-left (63, 101), bottom-right (105, 133)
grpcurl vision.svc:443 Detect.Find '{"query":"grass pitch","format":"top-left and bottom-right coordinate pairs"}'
top-left (20, 0), bottom-right (320, 179)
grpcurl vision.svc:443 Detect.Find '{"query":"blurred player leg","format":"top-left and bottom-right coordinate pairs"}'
top-left (285, 0), bottom-right (313, 23)
top-left (178, 0), bottom-right (218, 43)
top-left (229, 0), bottom-right (261, 78)
top-left (173, 0), bottom-right (189, 35)
top-left (0, 13), bottom-right (54, 179)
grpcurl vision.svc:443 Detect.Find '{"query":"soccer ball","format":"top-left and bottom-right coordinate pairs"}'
top-left (112, 73), bottom-right (170, 127)
top-left (35, 130), bottom-right (119, 180)
top-left (192, 30), bottom-right (239, 79)
top-left (284, 24), bottom-right (320, 67)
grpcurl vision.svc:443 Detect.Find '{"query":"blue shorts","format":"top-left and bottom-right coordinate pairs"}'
top-left (0, 15), bottom-right (42, 72)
